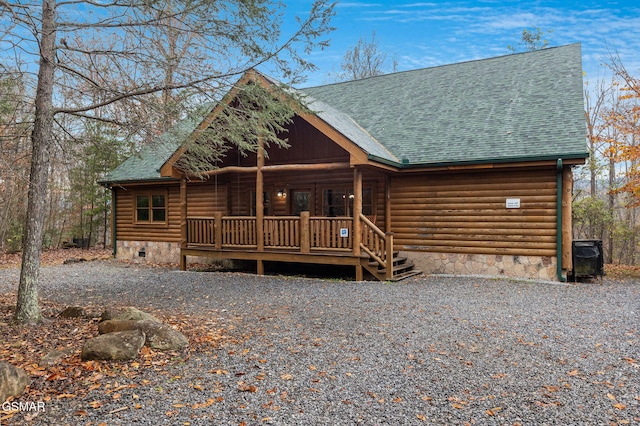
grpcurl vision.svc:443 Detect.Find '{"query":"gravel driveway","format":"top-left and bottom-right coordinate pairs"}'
top-left (1, 260), bottom-right (639, 425)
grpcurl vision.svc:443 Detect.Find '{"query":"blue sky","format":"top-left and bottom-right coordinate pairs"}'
top-left (287, 0), bottom-right (640, 87)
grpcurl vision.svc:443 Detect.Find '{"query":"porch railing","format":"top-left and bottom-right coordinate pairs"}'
top-left (185, 213), bottom-right (392, 277)
top-left (186, 213), bottom-right (354, 252)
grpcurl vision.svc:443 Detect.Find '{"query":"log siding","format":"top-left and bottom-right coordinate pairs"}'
top-left (115, 184), bottom-right (181, 242)
top-left (390, 168), bottom-right (558, 257)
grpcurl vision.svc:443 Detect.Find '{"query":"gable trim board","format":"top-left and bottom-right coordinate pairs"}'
top-left (100, 44), bottom-right (587, 281)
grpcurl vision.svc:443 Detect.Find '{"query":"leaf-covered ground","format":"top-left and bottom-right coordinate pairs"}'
top-left (1, 250), bottom-right (639, 424)
top-left (0, 250), bottom-right (237, 424)
top-left (0, 248), bottom-right (112, 269)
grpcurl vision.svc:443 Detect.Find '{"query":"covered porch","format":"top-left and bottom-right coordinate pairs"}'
top-left (177, 165), bottom-right (418, 281)
top-left (181, 212), bottom-right (404, 280)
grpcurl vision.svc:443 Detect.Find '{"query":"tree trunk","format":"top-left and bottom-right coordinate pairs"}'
top-left (607, 156), bottom-right (615, 264)
top-left (14, 0), bottom-right (57, 324)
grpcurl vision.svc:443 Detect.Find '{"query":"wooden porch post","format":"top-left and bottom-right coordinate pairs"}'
top-left (256, 138), bottom-right (265, 275)
top-left (300, 211), bottom-right (310, 254)
top-left (179, 177), bottom-right (187, 271)
top-left (353, 168), bottom-right (363, 280)
top-left (214, 212), bottom-right (223, 250)
top-left (384, 175), bottom-right (394, 281)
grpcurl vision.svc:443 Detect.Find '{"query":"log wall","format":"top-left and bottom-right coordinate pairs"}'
top-left (115, 184), bottom-right (181, 242)
top-left (115, 181), bottom-right (228, 242)
top-left (390, 168), bottom-right (558, 257)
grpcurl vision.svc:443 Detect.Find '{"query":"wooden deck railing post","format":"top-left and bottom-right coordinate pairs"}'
top-left (256, 138), bottom-right (265, 275)
top-left (214, 212), bottom-right (223, 250)
top-left (353, 168), bottom-right (362, 257)
top-left (353, 168), bottom-right (363, 280)
top-left (300, 211), bottom-right (310, 254)
top-left (179, 178), bottom-right (187, 271)
top-left (385, 232), bottom-right (394, 281)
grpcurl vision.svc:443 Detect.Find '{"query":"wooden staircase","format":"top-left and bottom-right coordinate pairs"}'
top-left (362, 251), bottom-right (421, 281)
top-left (358, 214), bottom-right (421, 281)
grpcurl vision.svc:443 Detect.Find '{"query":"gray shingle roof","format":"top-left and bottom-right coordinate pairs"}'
top-left (102, 44), bottom-right (587, 184)
top-left (302, 43), bottom-right (587, 166)
top-left (99, 107), bottom-right (211, 184)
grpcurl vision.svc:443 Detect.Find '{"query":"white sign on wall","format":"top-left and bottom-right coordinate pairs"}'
top-left (506, 198), bottom-right (521, 209)
top-left (340, 228), bottom-right (349, 237)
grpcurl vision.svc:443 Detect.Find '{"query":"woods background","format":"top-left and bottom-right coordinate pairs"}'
top-left (1, 31), bottom-right (639, 265)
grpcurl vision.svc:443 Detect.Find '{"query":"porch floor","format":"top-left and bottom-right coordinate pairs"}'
top-left (180, 246), bottom-right (421, 281)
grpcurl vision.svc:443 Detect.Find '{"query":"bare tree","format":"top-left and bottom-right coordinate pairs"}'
top-left (337, 31), bottom-right (396, 81)
top-left (0, 72), bottom-right (32, 253)
top-left (0, 0), bottom-right (335, 323)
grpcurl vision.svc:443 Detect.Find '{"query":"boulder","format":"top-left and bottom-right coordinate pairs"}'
top-left (0, 362), bottom-right (29, 403)
top-left (98, 320), bottom-right (188, 351)
top-left (59, 306), bottom-right (86, 318)
top-left (40, 347), bottom-right (75, 366)
top-left (81, 329), bottom-right (146, 361)
top-left (100, 307), bottom-right (161, 323)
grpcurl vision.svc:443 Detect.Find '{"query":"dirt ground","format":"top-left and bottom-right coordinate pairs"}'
top-left (1, 248), bottom-right (115, 270)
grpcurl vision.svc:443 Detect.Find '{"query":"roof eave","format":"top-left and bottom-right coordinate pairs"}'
top-left (368, 152), bottom-right (589, 170)
top-left (98, 177), bottom-right (181, 188)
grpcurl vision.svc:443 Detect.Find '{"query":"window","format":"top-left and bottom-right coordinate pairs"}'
top-left (136, 192), bottom-right (166, 223)
top-left (323, 187), bottom-right (374, 217)
top-left (324, 189), bottom-right (346, 217)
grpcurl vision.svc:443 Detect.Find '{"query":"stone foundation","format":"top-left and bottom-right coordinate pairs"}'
top-left (116, 241), bottom-right (233, 268)
top-left (116, 241), bottom-right (559, 280)
top-left (116, 241), bottom-right (181, 264)
top-left (409, 252), bottom-right (558, 281)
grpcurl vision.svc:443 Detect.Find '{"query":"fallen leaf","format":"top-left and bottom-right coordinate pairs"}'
top-left (486, 407), bottom-right (502, 416)
top-left (416, 414), bottom-right (427, 421)
top-left (56, 393), bottom-right (77, 399)
top-left (614, 403), bottom-right (626, 410)
top-left (280, 373), bottom-right (294, 380)
top-left (237, 383), bottom-right (258, 393)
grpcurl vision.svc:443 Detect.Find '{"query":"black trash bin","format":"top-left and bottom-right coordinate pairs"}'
top-left (72, 237), bottom-right (90, 249)
top-left (571, 239), bottom-right (604, 280)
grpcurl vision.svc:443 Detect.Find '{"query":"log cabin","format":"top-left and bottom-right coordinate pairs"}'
top-left (99, 44), bottom-right (587, 281)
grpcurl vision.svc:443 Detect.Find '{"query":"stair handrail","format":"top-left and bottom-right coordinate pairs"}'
top-left (359, 214), bottom-right (392, 275)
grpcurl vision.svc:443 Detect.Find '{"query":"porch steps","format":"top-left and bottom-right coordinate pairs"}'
top-left (363, 251), bottom-right (422, 282)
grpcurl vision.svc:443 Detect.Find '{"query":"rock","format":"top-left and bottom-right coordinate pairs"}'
top-left (81, 329), bottom-right (146, 361)
top-left (59, 306), bottom-right (86, 318)
top-left (63, 258), bottom-right (87, 265)
top-left (98, 320), bottom-right (188, 351)
top-left (40, 348), bottom-right (75, 366)
top-left (100, 307), bottom-right (161, 323)
top-left (0, 361), bottom-right (29, 403)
